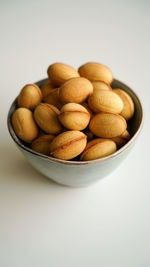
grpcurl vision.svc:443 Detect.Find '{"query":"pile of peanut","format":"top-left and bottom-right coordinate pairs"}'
top-left (12, 62), bottom-right (134, 161)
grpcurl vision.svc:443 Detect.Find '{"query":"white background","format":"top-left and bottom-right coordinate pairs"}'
top-left (0, 1), bottom-right (150, 266)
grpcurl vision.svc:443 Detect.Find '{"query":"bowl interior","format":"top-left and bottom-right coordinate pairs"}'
top-left (7, 78), bottom-right (143, 165)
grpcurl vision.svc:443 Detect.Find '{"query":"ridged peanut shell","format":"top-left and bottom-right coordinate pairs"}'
top-left (88, 90), bottom-right (123, 114)
top-left (59, 77), bottom-right (93, 104)
top-left (78, 62), bottom-right (113, 84)
top-left (58, 103), bottom-right (90, 130)
top-left (92, 81), bottom-right (112, 92)
top-left (49, 131), bottom-right (87, 160)
top-left (111, 130), bottom-right (131, 148)
top-left (111, 137), bottom-right (127, 149)
top-left (17, 84), bottom-right (42, 110)
top-left (80, 138), bottom-right (117, 161)
top-left (34, 103), bottom-right (63, 134)
top-left (113, 89), bottom-right (134, 120)
top-left (120, 129), bottom-right (130, 140)
top-left (43, 88), bottom-right (63, 109)
top-left (89, 113), bottom-right (127, 138)
top-left (47, 63), bottom-right (80, 86)
top-left (31, 134), bottom-right (55, 155)
top-left (40, 80), bottom-right (55, 98)
top-left (12, 108), bottom-right (39, 143)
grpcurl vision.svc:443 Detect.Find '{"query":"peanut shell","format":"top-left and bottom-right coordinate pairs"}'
top-left (40, 80), bottom-right (55, 98)
top-left (31, 134), bottom-right (55, 155)
top-left (89, 113), bottom-right (127, 138)
top-left (120, 130), bottom-right (130, 140)
top-left (80, 138), bottom-right (117, 161)
top-left (78, 62), bottom-right (113, 84)
top-left (92, 81), bottom-right (112, 92)
top-left (111, 137), bottom-right (127, 149)
top-left (58, 103), bottom-right (90, 130)
top-left (17, 84), bottom-right (42, 110)
top-left (47, 63), bottom-right (80, 86)
top-left (88, 90), bottom-right (123, 114)
top-left (34, 103), bottom-right (63, 134)
top-left (110, 130), bottom-right (131, 149)
top-left (113, 89), bottom-right (134, 120)
top-left (59, 77), bottom-right (93, 104)
top-left (43, 88), bottom-right (63, 109)
top-left (49, 130), bottom-right (87, 160)
top-left (12, 107), bottom-right (39, 143)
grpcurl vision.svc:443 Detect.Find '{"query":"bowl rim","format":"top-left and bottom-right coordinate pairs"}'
top-left (7, 78), bottom-right (144, 166)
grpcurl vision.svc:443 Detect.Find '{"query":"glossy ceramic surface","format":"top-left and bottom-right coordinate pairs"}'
top-left (7, 79), bottom-right (143, 187)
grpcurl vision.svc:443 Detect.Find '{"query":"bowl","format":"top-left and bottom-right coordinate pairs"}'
top-left (7, 78), bottom-right (143, 187)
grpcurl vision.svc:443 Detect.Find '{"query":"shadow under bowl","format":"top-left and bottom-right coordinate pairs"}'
top-left (7, 79), bottom-right (143, 187)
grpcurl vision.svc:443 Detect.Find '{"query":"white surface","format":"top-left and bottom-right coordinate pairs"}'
top-left (0, 1), bottom-right (150, 266)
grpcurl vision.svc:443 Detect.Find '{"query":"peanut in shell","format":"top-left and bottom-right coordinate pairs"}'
top-left (58, 103), bottom-right (90, 130)
top-left (40, 80), bottom-right (55, 98)
top-left (47, 63), bottom-right (80, 87)
top-left (88, 90), bottom-right (123, 114)
top-left (89, 113), bottom-right (127, 138)
top-left (17, 84), bottom-right (42, 110)
top-left (31, 134), bottom-right (55, 155)
top-left (43, 88), bottom-right (63, 109)
top-left (111, 137), bottom-right (127, 149)
top-left (12, 107), bottom-right (39, 143)
top-left (34, 103), bottom-right (63, 134)
top-left (120, 129), bottom-right (130, 140)
top-left (78, 62), bottom-right (113, 84)
top-left (111, 129), bottom-right (131, 148)
top-left (92, 81), bottom-right (112, 92)
top-left (49, 130), bottom-right (87, 160)
top-left (113, 89), bottom-right (134, 120)
top-left (59, 77), bottom-right (93, 104)
top-left (80, 138), bottom-right (117, 161)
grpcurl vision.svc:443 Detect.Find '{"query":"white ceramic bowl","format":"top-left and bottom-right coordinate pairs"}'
top-left (7, 79), bottom-right (143, 187)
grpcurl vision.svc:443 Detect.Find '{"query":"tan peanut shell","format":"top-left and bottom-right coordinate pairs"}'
top-left (78, 62), bottom-right (113, 84)
top-left (120, 129), bottom-right (130, 140)
top-left (112, 129), bottom-right (131, 148)
top-left (31, 134), bottom-right (55, 155)
top-left (59, 77), bottom-right (93, 104)
top-left (58, 103), bottom-right (90, 130)
top-left (12, 108), bottom-right (39, 143)
top-left (113, 89), bottom-right (134, 120)
top-left (80, 138), bottom-right (117, 161)
top-left (47, 63), bottom-right (80, 86)
top-left (49, 131), bottom-right (87, 160)
top-left (92, 81), bottom-right (112, 92)
top-left (34, 103), bottom-right (63, 134)
top-left (43, 88), bottom-right (63, 109)
top-left (111, 137), bottom-right (127, 148)
top-left (17, 84), bottom-right (42, 110)
top-left (40, 80), bottom-right (55, 98)
top-left (89, 113), bottom-right (127, 138)
top-left (111, 130), bottom-right (130, 149)
top-left (88, 90), bottom-right (123, 114)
